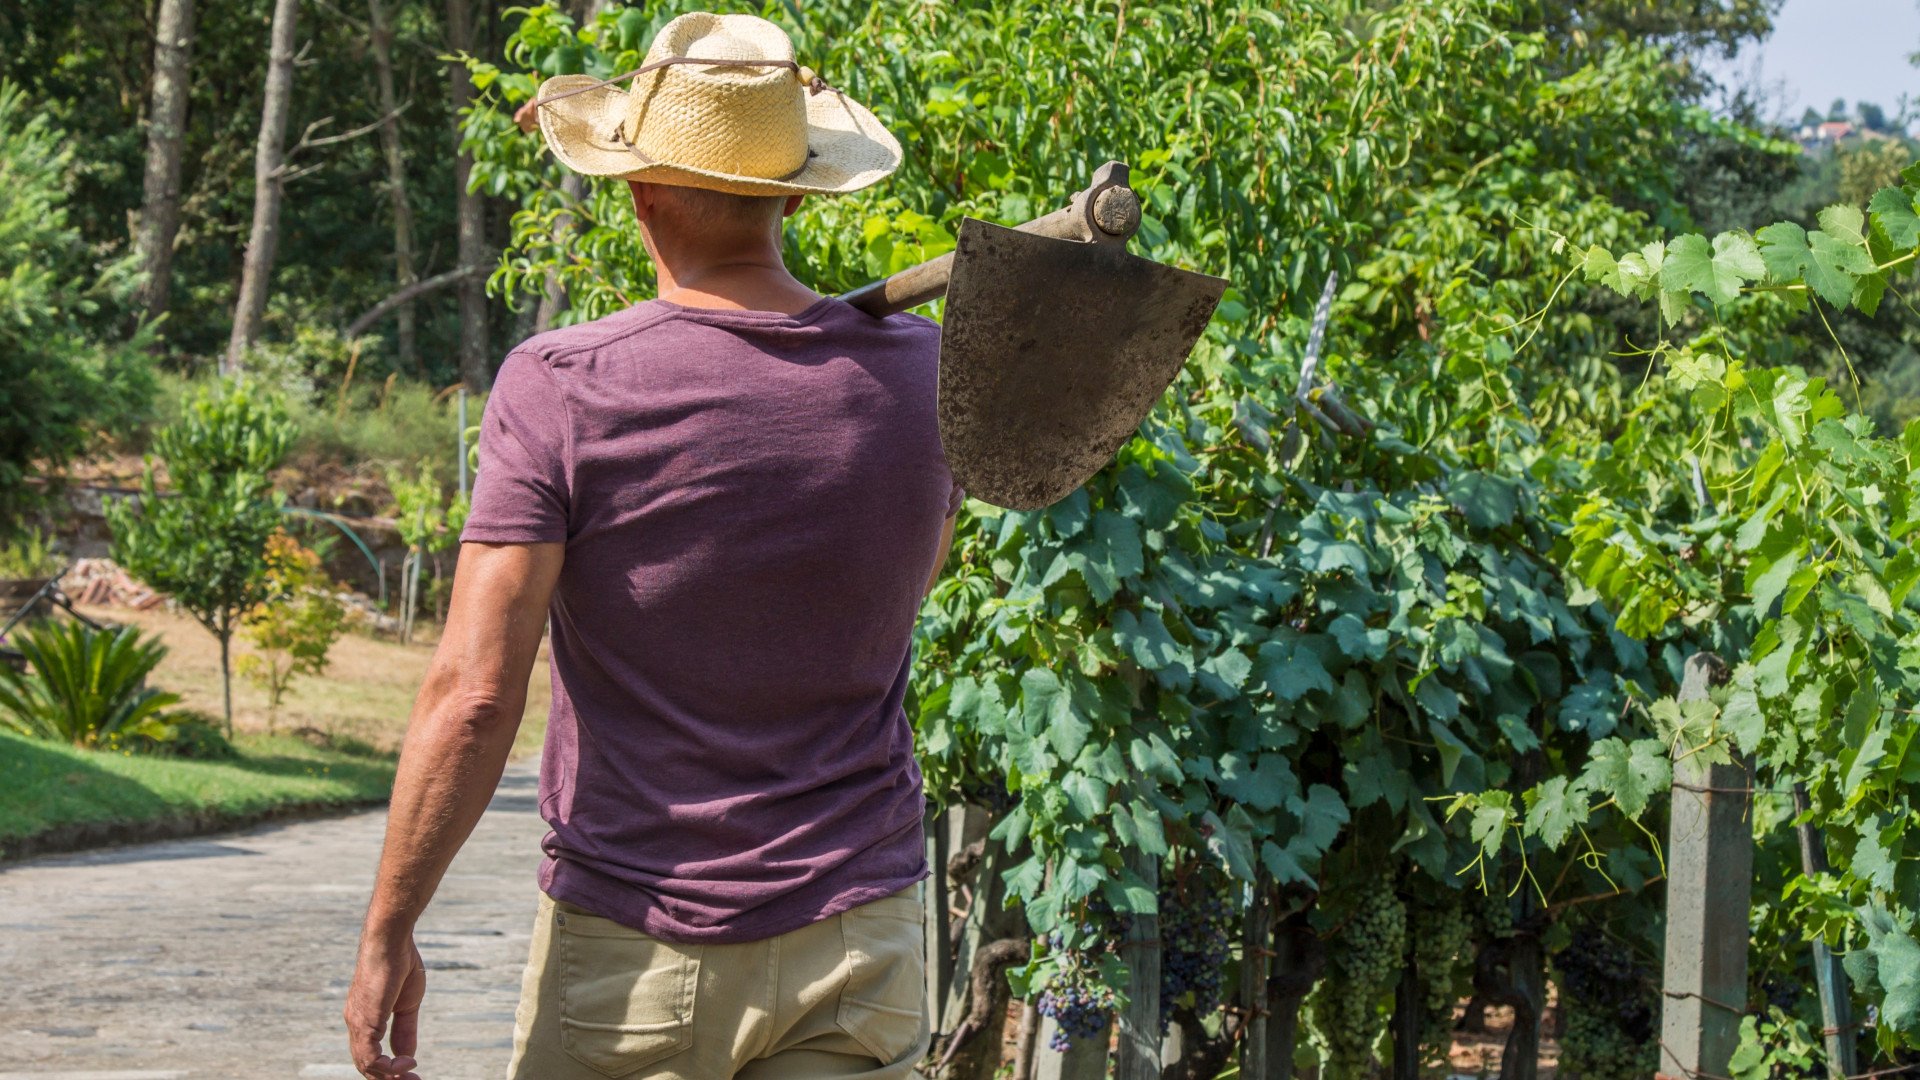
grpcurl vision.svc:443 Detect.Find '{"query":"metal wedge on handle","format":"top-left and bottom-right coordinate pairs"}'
top-left (839, 161), bottom-right (1229, 511)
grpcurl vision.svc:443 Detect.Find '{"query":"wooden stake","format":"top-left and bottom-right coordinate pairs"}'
top-left (1114, 848), bottom-right (1161, 1080)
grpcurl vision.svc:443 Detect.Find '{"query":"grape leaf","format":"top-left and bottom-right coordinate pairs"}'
top-left (1869, 186), bottom-right (1920, 249)
top-left (1327, 612), bottom-right (1389, 660)
top-left (1112, 608), bottom-right (1183, 670)
top-left (1217, 751), bottom-right (1297, 811)
top-left (1578, 737), bottom-right (1669, 819)
top-left (1202, 808), bottom-right (1257, 880)
top-left (1745, 543), bottom-right (1803, 615)
top-left (1090, 510), bottom-right (1144, 580)
top-left (1720, 665), bottom-right (1765, 754)
top-left (1583, 245), bottom-right (1624, 293)
top-left (1859, 905), bottom-right (1920, 1032)
top-left (1257, 634), bottom-right (1334, 701)
top-left (1287, 783), bottom-right (1350, 854)
top-left (1449, 471), bottom-right (1520, 528)
top-left (1661, 232), bottom-right (1764, 306)
top-left (1756, 221), bottom-right (1860, 308)
top-left (1198, 648), bottom-right (1253, 699)
top-left (1852, 819), bottom-right (1900, 892)
top-left (1818, 203), bottom-right (1866, 242)
top-left (1523, 775), bottom-right (1588, 847)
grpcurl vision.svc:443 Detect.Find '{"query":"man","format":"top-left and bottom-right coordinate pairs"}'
top-left (345, 13), bottom-right (957, 1079)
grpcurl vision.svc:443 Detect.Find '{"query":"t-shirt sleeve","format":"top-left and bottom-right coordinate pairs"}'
top-left (461, 352), bottom-right (571, 544)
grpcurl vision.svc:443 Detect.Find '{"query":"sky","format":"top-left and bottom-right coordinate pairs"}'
top-left (1707, 0), bottom-right (1920, 125)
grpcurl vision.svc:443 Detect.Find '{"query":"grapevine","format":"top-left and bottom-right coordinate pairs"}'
top-left (1554, 929), bottom-right (1658, 1080)
top-left (1157, 865), bottom-right (1235, 1033)
top-left (1037, 956), bottom-right (1115, 1051)
top-left (1308, 879), bottom-right (1407, 1078)
top-left (1410, 888), bottom-right (1474, 1065)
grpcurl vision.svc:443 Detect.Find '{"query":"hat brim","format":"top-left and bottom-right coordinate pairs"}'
top-left (534, 75), bottom-right (902, 196)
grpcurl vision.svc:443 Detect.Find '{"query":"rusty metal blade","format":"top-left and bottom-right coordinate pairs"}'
top-left (938, 218), bottom-right (1228, 510)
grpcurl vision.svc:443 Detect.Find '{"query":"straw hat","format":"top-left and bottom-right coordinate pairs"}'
top-left (531, 12), bottom-right (901, 196)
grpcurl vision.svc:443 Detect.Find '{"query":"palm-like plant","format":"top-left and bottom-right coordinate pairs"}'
top-left (0, 620), bottom-right (181, 747)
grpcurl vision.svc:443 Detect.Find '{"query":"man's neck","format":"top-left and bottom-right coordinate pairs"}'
top-left (649, 234), bottom-right (824, 317)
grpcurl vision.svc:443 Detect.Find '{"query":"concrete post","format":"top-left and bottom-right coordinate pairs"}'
top-left (1658, 652), bottom-right (1748, 1080)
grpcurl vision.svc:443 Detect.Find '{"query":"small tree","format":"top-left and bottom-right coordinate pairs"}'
top-left (237, 532), bottom-right (347, 727)
top-left (108, 380), bottom-right (294, 734)
top-left (386, 463), bottom-right (465, 642)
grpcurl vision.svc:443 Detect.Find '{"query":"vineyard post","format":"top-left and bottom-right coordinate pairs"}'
top-left (1113, 847), bottom-right (1162, 1079)
top-left (1238, 871), bottom-right (1272, 1078)
top-left (926, 804), bottom-right (954, 1024)
top-left (1034, 1014), bottom-right (1111, 1079)
top-left (1792, 783), bottom-right (1857, 1078)
top-left (1656, 652), bottom-right (1747, 1080)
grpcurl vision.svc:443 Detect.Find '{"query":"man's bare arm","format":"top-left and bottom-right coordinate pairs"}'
top-left (925, 510), bottom-right (958, 596)
top-left (346, 541), bottom-right (562, 1079)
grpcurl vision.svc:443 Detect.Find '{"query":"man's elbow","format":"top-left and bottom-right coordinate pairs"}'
top-left (416, 679), bottom-right (522, 746)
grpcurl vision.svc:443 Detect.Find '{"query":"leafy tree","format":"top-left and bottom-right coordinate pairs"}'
top-left (108, 380), bottom-right (295, 734)
top-left (1831, 96), bottom-right (1850, 121)
top-left (237, 532), bottom-right (348, 724)
top-left (0, 80), bottom-right (155, 535)
top-left (1859, 100), bottom-right (1890, 133)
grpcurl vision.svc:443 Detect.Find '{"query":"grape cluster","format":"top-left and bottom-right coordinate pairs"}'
top-left (1555, 929), bottom-right (1658, 1080)
top-left (1410, 889), bottom-right (1473, 1065)
top-left (1307, 881), bottom-right (1407, 1079)
top-left (1037, 961), bottom-right (1115, 1051)
top-left (1157, 869), bottom-right (1235, 1033)
top-left (1475, 891), bottom-right (1515, 940)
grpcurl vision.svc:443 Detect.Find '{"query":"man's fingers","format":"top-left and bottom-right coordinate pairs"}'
top-left (389, 1005), bottom-right (419, 1059)
top-left (346, 1013), bottom-right (388, 1072)
top-left (514, 99), bottom-right (539, 133)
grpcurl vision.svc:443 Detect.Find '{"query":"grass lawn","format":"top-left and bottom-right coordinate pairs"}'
top-left (0, 605), bottom-right (555, 858)
top-left (0, 729), bottom-right (397, 859)
top-left (76, 603), bottom-right (551, 759)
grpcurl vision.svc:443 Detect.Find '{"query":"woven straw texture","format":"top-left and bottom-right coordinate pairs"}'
top-left (536, 12), bottom-right (900, 195)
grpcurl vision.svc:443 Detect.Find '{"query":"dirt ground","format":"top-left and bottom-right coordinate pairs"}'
top-left (77, 603), bottom-right (552, 759)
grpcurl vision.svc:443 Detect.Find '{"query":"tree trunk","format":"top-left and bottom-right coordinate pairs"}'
top-left (134, 0), bottom-right (197, 331)
top-left (218, 628), bottom-right (233, 737)
top-left (225, 0), bottom-right (301, 372)
top-left (367, 0), bottom-right (418, 373)
top-left (445, 0), bottom-right (491, 389)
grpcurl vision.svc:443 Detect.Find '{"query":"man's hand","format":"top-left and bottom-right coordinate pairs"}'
top-left (346, 931), bottom-right (427, 1078)
top-left (514, 98), bottom-right (540, 133)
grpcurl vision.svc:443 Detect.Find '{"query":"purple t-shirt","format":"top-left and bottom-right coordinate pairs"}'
top-left (462, 296), bottom-right (958, 943)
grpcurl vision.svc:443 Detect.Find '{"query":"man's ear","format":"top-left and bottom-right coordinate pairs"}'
top-left (781, 194), bottom-right (804, 219)
top-left (629, 180), bottom-right (657, 223)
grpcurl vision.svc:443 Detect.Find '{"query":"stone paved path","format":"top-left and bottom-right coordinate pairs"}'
top-left (0, 761), bottom-right (547, 1079)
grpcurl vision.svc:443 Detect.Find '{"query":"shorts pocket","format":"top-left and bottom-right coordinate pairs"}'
top-left (835, 891), bottom-right (928, 1065)
top-left (555, 905), bottom-right (700, 1077)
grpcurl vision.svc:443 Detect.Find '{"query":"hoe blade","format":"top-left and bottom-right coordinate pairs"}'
top-left (938, 218), bottom-right (1228, 510)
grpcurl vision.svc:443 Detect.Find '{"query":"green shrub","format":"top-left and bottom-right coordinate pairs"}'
top-left (0, 528), bottom-right (63, 579)
top-left (0, 80), bottom-right (156, 534)
top-left (138, 709), bottom-right (237, 760)
top-left (237, 532), bottom-right (348, 723)
top-left (286, 377), bottom-right (471, 493)
top-left (0, 620), bottom-right (181, 747)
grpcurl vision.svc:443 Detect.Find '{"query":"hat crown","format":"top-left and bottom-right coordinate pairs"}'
top-left (624, 13), bottom-right (809, 182)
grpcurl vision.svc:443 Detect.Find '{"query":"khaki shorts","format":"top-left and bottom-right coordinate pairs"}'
top-left (506, 886), bottom-right (930, 1079)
